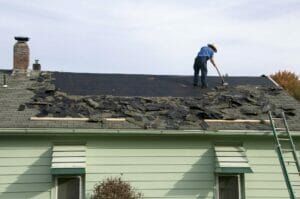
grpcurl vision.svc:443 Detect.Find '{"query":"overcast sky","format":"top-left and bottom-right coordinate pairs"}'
top-left (0, 0), bottom-right (299, 76)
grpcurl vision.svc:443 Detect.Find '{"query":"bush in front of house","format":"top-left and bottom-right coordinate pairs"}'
top-left (91, 177), bottom-right (143, 199)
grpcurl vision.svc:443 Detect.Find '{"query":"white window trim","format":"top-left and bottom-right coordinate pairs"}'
top-left (54, 175), bottom-right (83, 199)
top-left (215, 174), bottom-right (242, 199)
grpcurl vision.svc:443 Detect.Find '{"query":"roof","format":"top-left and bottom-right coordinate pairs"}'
top-left (0, 69), bottom-right (299, 131)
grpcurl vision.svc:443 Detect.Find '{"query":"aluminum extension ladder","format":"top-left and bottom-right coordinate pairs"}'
top-left (268, 111), bottom-right (300, 199)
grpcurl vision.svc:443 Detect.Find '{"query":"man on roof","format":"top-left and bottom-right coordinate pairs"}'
top-left (193, 43), bottom-right (218, 88)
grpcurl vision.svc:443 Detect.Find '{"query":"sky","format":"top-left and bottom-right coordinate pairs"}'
top-left (0, 0), bottom-right (299, 76)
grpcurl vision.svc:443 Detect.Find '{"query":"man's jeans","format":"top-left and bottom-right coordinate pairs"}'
top-left (193, 56), bottom-right (208, 87)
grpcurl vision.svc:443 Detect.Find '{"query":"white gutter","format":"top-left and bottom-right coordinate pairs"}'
top-left (0, 128), bottom-right (299, 137)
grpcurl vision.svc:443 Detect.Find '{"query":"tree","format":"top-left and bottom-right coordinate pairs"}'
top-left (271, 70), bottom-right (300, 101)
top-left (91, 177), bottom-right (143, 199)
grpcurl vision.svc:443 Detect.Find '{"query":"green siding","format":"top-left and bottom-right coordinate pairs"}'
top-left (245, 139), bottom-right (291, 199)
top-left (0, 135), bottom-right (299, 198)
top-left (0, 138), bottom-right (52, 199)
top-left (0, 192), bottom-right (51, 199)
top-left (86, 138), bottom-right (214, 199)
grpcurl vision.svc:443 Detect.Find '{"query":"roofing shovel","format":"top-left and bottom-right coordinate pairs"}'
top-left (215, 66), bottom-right (229, 86)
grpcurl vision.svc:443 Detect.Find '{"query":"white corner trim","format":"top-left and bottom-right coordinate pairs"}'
top-left (266, 75), bottom-right (281, 88)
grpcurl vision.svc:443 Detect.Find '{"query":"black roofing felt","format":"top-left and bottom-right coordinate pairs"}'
top-left (53, 72), bottom-right (275, 97)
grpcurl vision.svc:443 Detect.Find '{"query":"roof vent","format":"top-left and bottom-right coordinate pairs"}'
top-left (33, 59), bottom-right (41, 71)
top-left (12, 36), bottom-right (30, 76)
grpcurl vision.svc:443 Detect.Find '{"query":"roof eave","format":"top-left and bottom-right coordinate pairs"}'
top-left (0, 128), bottom-right (299, 136)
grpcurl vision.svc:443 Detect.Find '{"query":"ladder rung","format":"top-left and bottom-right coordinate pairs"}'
top-left (282, 149), bottom-right (294, 153)
top-left (276, 128), bottom-right (286, 130)
top-left (278, 138), bottom-right (290, 141)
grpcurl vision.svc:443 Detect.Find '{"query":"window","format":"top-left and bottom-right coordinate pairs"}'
top-left (217, 175), bottom-right (242, 199)
top-left (55, 176), bottom-right (83, 199)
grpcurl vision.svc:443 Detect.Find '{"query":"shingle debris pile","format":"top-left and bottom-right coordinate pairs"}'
top-left (24, 72), bottom-right (297, 130)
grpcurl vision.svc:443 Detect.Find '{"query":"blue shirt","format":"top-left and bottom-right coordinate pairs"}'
top-left (197, 46), bottom-right (214, 59)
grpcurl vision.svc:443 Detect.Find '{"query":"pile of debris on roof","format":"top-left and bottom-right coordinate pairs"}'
top-left (24, 72), bottom-right (297, 129)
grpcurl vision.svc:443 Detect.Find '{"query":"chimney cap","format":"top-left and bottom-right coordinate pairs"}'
top-left (14, 37), bottom-right (29, 42)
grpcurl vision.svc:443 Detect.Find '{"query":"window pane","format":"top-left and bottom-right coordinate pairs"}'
top-left (58, 177), bottom-right (80, 199)
top-left (219, 176), bottom-right (239, 199)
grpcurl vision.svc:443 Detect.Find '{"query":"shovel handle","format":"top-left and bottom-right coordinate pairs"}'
top-left (215, 66), bottom-right (225, 83)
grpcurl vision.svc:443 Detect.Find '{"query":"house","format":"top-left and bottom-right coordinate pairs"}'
top-left (0, 38), bottom-right (300, 199)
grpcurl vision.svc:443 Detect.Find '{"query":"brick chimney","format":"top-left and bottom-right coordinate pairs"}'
top-left (12, 36), bottom-right (30, 75)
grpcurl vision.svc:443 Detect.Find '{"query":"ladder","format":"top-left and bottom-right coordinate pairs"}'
top-left (268, 111), bottom-right (300, 199)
